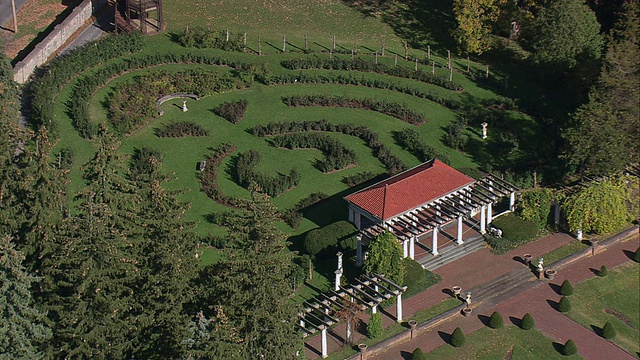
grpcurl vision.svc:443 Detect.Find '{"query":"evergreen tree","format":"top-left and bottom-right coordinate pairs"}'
top-left (204, 192), bottom-right (302, 358)
top-left (560, 279), bottom-right (574, 296)
top-left (451, 327), bottom-right (466, 347)
top-left (452, 0), bottom-right (505, 54)
top-left (367, 312), bottom-right (383, 339)
top-left (412, 347), bottom-right (428, 360)
top-left (365, 231), bottom-right (405, 285)
top-left (599, 265), bottom-right (608, 277)
top-left (602, 321), bottom-right (616, 339)
top-left (0, 236), bottom-right (51, 359)
top-left (489, 311), bottom-right (504, 329)
top-left (558, 296), bottom-right (572, 312)
top-left (562, 339), bottom-right (577, 355)
top-left (521, 313), bottom-right (535, 330)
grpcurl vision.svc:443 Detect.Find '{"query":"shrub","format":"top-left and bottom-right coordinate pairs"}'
top-left (155, 121), bottom-right (209, 138)
top-left (602, 321), bottom-right (616, 339)
top-left (367, 312), bottom-right (383, 339)
top-left (634, 247), bottom-right (640, 263)
top-left (562, 339), bottom-right (577, 355)
top-left (412, 348), bottom-right (427, 360)
top-left (521, 313), bottom-right (535, 330)
top-left (485, 213), bottom-right (540, 254)
top-left (214, 99), bottom-right (248, 123)
top-left (303, 221), bottom-right (357, 258)
top-left (451, 327), bottom-right (465, 347)
top-left (403, 258), bottom-right (441, 297)
top-left (396, 128), bottom-right (450, 164)
top-left (517, 188), bottom-right (554, 228)
top-left (443, 118), bottom-right (468, 150)
top-left (177, 27), bottom-right (245, 51)
top-left (558, 296), bottom-right (571, 312)
top-left (272, 133), bottom-right (358, 172)
top-left (233, 150), bottom-right (299, 197)
top-left (560, 280), bottom-right (574, 296)
top-left (598, 265), bottom-right (608, 277)
top-left (488, 311), bottom-right (504, 329)
top-left (199, 144), bottom-right (245, 208)
top-left (342, 172), bottom-right (378, 187)
top-left (55, 147), bottom-right (75, 170)
top-left (130, 147), bottom-right (163, 180)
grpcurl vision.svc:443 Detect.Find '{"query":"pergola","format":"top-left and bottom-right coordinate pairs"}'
top-left (345, 159), bottom-right (517, 264)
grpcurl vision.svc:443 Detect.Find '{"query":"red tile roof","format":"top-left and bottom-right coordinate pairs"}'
top-left (345, 159), bottom-right (475, 220)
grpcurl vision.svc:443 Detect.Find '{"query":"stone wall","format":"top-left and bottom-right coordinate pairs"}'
top-left (12, 0), bottom-right (103, 83)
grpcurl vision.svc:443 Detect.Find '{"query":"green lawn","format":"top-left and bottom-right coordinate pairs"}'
top-left (424, 325), bottom-right (583, 360)
top-left (543, 239), bottom-right (590, 265)
top-left (565, 261), bottom-right (640, 357)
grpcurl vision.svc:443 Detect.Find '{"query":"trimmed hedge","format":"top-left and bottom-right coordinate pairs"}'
top-left (367, 312), bottom-right (383, 339)
top-left (395, 127), bottom-right (450, 164)
top-left (634, 247), bottom-right (640, 262)
top-left (342, 171), bottom-right (379, 187)
top-left (213, 99), bottom-right (248, 124)
top-left (558, 296), bottom-right (571, 312)
top-left (271, 132), bottom-right (357, 172)
top-left (234, 150), bottom-right (299, 197)
top-left (489, 311), bottom-right (504, 329)
top-left (403, 258), bottom-right (441, 297)
top-left (303, 221), bottom-right (357, 258)
top-left (521, 313), bottom-right (535, 330)
top-left (282, 94), bottom-right (426, 125)
top-left (602, 321), bottom-right (616, 339)
top-left (562, 339), bottom-right (577, 356)
top-left (249, 120), bottom-right (406, 174)
top-left (451, 327), bottom-right (465, 347)
top-left (199, 143), bottom-right (244, 208)
top-left (280, 57), bottom-right (463, 91)
top-left (282, 192), bottom-right (328, 229)
top-left (412, 348), bottom-right (427, 360)
top-left (155, 121), bottom-right (209, 138)
top-left (485, 213), bottom-right (540, 254)
top-left (560, 280), bottom-right (574, 296)
top-left (598, 265), bottom-right (608, 277)
top-left (177, 27), bottom-right (245, 51)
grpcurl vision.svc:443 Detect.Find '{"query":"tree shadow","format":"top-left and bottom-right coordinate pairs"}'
top-left (437, 330), bottom-right (452, 345)
top-left (477, 314), bottom-right (491, 327)
top-left (546, 299), bottom-right (559, 311)
top-left (623, 249), bottom-right (636, 261)
top-left (513, 255), bottom-right (528, 266)
top-left (552, 341), bottom-right (565, 355)
top-left (549, 283), bottom-right (562, 295)
top-left (589, 267), bottom-right (601, 276)
top-left (591, 324), bottom-right (603, 337)
top-left (509, 316), bottom-right (522, 328)
top-left (400, 350), bottom-right (413, 359)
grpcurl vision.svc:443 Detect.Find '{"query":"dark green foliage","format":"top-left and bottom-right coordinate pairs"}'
top-left (517, 188), bottom-right (555, 228)
top-left (598, 265), bottom-right (608, 277)
top-left (234, 150), bottom-right (299, 197)
top-left (0, 237), bottom-right (51, 359)
top-left (451, 327), bottom-right (466, 347)
top-left (562, 339), bottom-right (577, 355)
top-left (199, 144), bottom-right (244, 207)
top-left (54, 147), bottom-right (75, 170)
top-left (272, 133), bottom-right (358, 172)
top-left (214, 99), bottom-right (249, 124)
top-left (485, 213), bottom-right (540, 254)
top-left (444, 118), bottom-right (468, 151)
top-left (178, 27), bottom-right (245, 51)
top-left (367, 312), bottom-right (383, 339)
top-left (558, 296), bottom-right (572, 312)
top-left (528, 0), bottom-right (603, 68)
top-left (280, 57), bottom-right (463, 91)
top-left (282, 94), bottom-right (427, 125)
top-left (521, 313), bottom-right (535, 330)
top-left (396, 128), bottom-right (450, 164)
top-left (560, 280), bottom-right (574, 296)
top-left (634, 247), bottom-right (640, 263)
top-left (266, 72), bottom-right (460, 109)
top-left (602, 321), bottom-right (616, 339)
top-left (249, 120), bottom-right (406, 174)
top-left (109, 69), bottom-right (244, 135)
top-left (303, 221), bottom-right (357, 257)
top-left (28, 32), bottom-right (144, 138)
top-left (155, 121), bottom-right (209, 138)
top-left (282, 192), bottom-right (328, 228)
top-left (365, 231), bottom-right (405, 284)
top-left (489, 311), bottom-right (504, 329)
top-left (412, 348), bottom-right (427, 360)
top-left (130, 147), bottom-right (163, 181)
top-left (342, 171), bottom-right (378, 187)
top-left (403, 258), bottom-right (441, 297)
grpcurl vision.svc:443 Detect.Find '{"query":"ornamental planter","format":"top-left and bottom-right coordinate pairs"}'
top-left (408, 320), bottom-right (418, 338)
top-left (452, 286), bottom-right (462, 296)
top-left (358, 344), bottom-right (368, 360)
top-left (544, 269), bottom-right (556, 280)
top-left (462, 307), bottom-right (473, 317)
top-left (523, 253), bottom-right (532, 264)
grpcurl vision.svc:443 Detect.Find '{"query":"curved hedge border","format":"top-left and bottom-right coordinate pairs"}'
top-left (282, 94), bottom-right (426, 125)
top-left (271, 132), bottom-right (357, 172)
top-left (213, 99), bottom-right (248, 124)
top-left (266, 72), bottom-right (459, 109)
top-left (395, 128), bottom-right (450, 164)
top-left (280, 57), bottom-right (462, 91)
top-left (249, 119), bottom-right (406, 174)
top-left (108, 69), bottom-right (245, 135)
top-left (199, 143), bottom-right (244, 208)
top-left (234, 150), bottom-right (300, 197)
top-left (68, 53), bottom-right (253, 139)
top-left (28, 32), bottom-right (144, 138)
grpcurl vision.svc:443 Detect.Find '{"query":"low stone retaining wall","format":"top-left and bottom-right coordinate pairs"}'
top-left (156, 94), bottom-right (200, 115)
top-left (13, 0), bottom-right (104, 83)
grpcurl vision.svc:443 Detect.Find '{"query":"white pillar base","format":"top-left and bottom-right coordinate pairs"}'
top-left (356, 236), bottom-right (363, 267)
top-left (409, 236), bottom-right (415, 260)
top-left (396, 294), bottom-right (403, 323)
top-left (321, 326), bottom-right (328, 358)
top-left (432, 227), bottom-right (439, 255)
top-left (456, 215), bottom-right (463, 244)
top-left (480, 205), bottom-right (487, 234)
top-left (487, 203), bottom-right (493, 226)
top-left (403, 239), bottom-right (409, 258)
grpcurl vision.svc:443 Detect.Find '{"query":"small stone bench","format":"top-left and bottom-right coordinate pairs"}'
top-left (156, 93), bottom-right (200, 116)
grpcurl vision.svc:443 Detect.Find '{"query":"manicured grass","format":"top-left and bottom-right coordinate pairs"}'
top-left (425, 325), bottom-right (583, 360)
top-left (565, 262), bottom-right (640, 357)
top-left (543, 240), bottom-right (590, 265)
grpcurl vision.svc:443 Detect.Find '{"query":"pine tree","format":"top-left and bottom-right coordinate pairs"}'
top-left (558, 296), bottom-right (572, 312)
top-left (562, 339), bottom-right (577, 355)
top-left (489, 311), bottom-right (504, 329)
top-left (451, 327), bottom-right (466, 347)
top-left (205, 192), bottom-right (302, 358)
top-left (560, 279), bottom-right (574, 296)
top-left (367, 312), bottom-right (383, 339)
top-left (521, 313), bottom-right (535, 330)
top-left (0, 236), bottom-right (51, 359)
top-left (412, 347), bottom-right (428, 360)
top-left (602, 321), bottom-right (616, 339)
top-left (599, 265), bottom-right (608, 277)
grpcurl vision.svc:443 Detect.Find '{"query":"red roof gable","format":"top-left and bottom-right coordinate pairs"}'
top-left (345, 159), bottom-right (474, 220)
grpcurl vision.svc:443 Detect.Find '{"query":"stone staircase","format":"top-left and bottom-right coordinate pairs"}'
top-left (419, 235), bottom-right (486, 271)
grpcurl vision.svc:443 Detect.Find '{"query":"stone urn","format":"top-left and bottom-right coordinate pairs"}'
top-left (452, 286), bottom-right (462, 296)
top-left (358, 344), bottom-right (368, 360)
top-left (408, 320), bottom-right (418, 338)
top-left (544, 269), bottom-right (556, 280)
top-left (462, 307), bottom-right (473, 317)
top-left (523, 253), bottom-right (532, 264)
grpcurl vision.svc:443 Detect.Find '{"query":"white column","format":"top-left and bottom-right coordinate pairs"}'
top-left (480, 205), bottom-right (486, 234)
top-left (509, 192), bottom-right (515, 211)
top-left (373, 284), bottom-right (378, 313)
top-left (334, 270), bottom-right (342, 291)
top-left (457, 215), bottom-right (464, 244)
top-left (300, 318), bottom-right (305, 327)
top-left (356, 235), bottom-right (363, 267)
top-left (403, 239), bottom-right (409, 258)
top-left (432, 227), bottom-right (439, 255)
top-left (396, 294), bottom-right (403, 322)
top-left (321, 326), bottom-right (328, 358)
top-left (346, 319), bottom-right (352, 343)
top-left (409, 236), bottom-right (415, 260)
top-left (577, 229), bottom-right (583, 241)
top-left (487, 202), bottom-right (493, 225)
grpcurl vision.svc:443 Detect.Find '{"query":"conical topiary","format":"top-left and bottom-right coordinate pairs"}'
top-left (521, 313), bottom-right (535, 330)
top-left (488, 311), bottom-right (504, 329)
top-left (367, 312), bottom-right (383, 339)
top-left (412, 347), bottom-right (428, 360)
top-left (560, 279), bottom-right (574, 296)
top-left (633, 247), bottom-right (639, 263)
top-left (558, 296), bottom-right (572, 312)
top-left (598, 265), bottom-right (608, 277)
top-left (602, 321), bottom-right (617, 339)
top-left (562, 339), bottom-right (577, 355)
top-left (451, 327), bottom-right (466, 347)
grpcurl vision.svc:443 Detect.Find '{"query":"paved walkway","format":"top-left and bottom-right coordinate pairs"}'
top-left (369, 231), bottom-right (639, 359)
